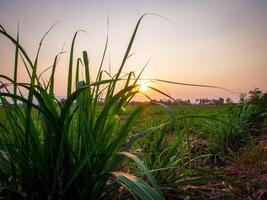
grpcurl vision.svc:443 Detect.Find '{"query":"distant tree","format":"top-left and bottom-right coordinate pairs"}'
top-left (205, 98), bottom-right (211, 105)
top-left (176, 99), bottom-right (182, 104)
top-left (176, 99), bottom-right (191, 105)
top-left (209, 97), bottom-right (224, 105)
top-left (218, 97), bottom-right (224, 105)
top-left (198, 98), bottom-right (204, 104)
top-left (247, 88), bottom-right (263, 104)
top-left (247, 88), bottom-right (267, 109)
top-left (186, 99), bottom-right (191, 105)
top-left (243, 88), bottom-right (267, 129)
top-left (197, 98), bottom-right (210, 105)
top-left (226, 97), bottom-right (233, 104)
top-left (239, 92), bottom-right (247, 103)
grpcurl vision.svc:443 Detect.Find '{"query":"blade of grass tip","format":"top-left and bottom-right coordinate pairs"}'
top-left (95, 17), bottom-right (109, 82)
top-left (67, 31), bottom-right (79, 97)
top-left (112, 72), bottom-right (135, 110)
top-left (48, 49), bottom-right (67, 93)
top-left (0, 75), bottom-right (17, 86)
top-left (25, 21), bottom-right (58, 141)
top-left (82, 51), bottom-right (90, 85)
top-left (93, 17), bottom-right (109, 102)
top-left (115, 14), bottom-right (148, 80)
top-left (19, 52), bottom-right (31, 78)
top-left (38, 65), bottom-right (53, 82)
top-left (101, 70), bottom-right (112, 79)
top-left (123, 72), bottom-right (134, 91)
top-left (34, 21), bottom-right (59, 86)
top-left (49, 54), bottom-right (59, 96)
top-left (75, 58), bottom-right (82, 90)
top-left (126, 52), bottom-right (136, 59)
top-left (82, 51), bottom-right (92, 120)
top-left (125, 58), bottom-right (151, 104)
top-left (133, 58), bottom-right (150, 85)
top-left (111, 12), bottom-right (176, 94)
top-left (108, 14), bottom-right (148, 99)
top-left (0, 25), bottom-right (33, 68)
top-left (40, 49), bottom-right (67, 90)
top-left (124, 73), bottom-right (138, 104)
top-left (13, 23), bottom-right (19, 105)
top-left (41, 77), bottom-right (48, 89)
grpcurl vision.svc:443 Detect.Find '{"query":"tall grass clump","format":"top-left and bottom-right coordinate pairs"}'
top-left (132, 110), bottom-right (232, 199)
top-left (196, 104), bottom-right (261, 155)
top-left (0, 16), bottom-right (165, 199)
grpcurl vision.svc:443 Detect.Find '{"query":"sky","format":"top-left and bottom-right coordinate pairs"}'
top-left (0, 0), bottom-right (267, 102)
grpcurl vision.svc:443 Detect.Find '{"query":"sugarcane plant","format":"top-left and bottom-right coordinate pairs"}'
top-left (0, 16), bottom-right (165, 200)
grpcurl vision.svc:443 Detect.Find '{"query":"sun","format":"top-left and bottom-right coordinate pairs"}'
top-left (138, 80), bottom-right (149, 92)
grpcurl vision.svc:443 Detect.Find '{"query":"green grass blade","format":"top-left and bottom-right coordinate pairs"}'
top-left (119, 152), bottom-right (163, 196)
top-left (13, 24), bottom-right (19, 105)
top-left (49, 54), bottom-right (59, 96)
top-left (75, 58), bottom-right (82, 90)
top-left (67, 31), bottom-right (79, 97)
top-left (112, 172), bottom-right (165, 200)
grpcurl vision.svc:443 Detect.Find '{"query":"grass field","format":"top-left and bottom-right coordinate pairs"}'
top-left (0, 102), bottom-right (266, 199)
top-left (0, 17), bottom-right (266, 199)
top-left (123, 103), bottom-right (267, 199)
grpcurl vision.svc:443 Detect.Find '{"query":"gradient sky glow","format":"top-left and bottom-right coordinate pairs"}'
top-left (1, 0), bottom-right (267, 102)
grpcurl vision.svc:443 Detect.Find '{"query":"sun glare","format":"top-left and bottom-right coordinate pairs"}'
top-left (138, 80), bottom-right (149, 92)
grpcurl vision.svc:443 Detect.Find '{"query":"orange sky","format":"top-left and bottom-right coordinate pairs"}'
top-left (1, 0), bottom-right (267, 102)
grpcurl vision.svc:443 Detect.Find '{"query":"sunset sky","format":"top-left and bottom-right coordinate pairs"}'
top-left (0, 0), bottom-right (267, 102)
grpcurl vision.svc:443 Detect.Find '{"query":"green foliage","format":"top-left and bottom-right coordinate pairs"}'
top-left (205, 106), bottom-right (249, 154)
top-left (0, 17), bottom-right (165, 200)
top-left (246, 88), bottom-right (267, 127)
top-left (247, 88), bottom-right (267, 106)
top-left (132, 107), bottom-right (234, 198)
top-left (0, 14), bottom-right (266, 199)
top-left (197, 102), bottom-right (264, 155)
